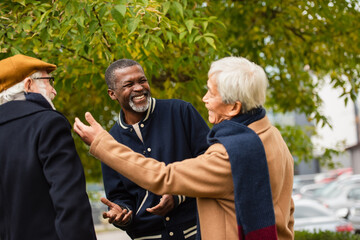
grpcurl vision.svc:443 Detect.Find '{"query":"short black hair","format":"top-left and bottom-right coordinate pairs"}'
top-left (105, 59), bottom-right (143, 89)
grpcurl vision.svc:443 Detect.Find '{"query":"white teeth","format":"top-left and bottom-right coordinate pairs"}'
top-left (133, 95), bottom-right (145, 100)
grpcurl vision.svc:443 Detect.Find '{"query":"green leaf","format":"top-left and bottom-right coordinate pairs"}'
top-left (104, 26), bottom-right (118, 43)
top-left (150, 35), bottom-right (164, 50)
top-left (75, 16), bottom-right (85, 28)
top-left (89, 20), bottom-right (98, 35)
top-left (13, 0), bottom-right (26, 6)
top-left (172, 2), bottom-right (184, 19)
top-left (39, 10), bottom-right (51, 25)
top-left (185, 20), bottom-right (194, 33)
top-left (138, 28), bottom-right (146, 38)
top-left (128, 17), bottom-right (140, 35)
top-left (162, 2), bottom-right (171, 15)
top-left (39, 28), bottom-right (49, 43)
top-left (6, 31), bottom-right (13, 39)
top-left (179, 31), bottom-right (187, 40)
top-left (11, 47), bottom-right (21, 55)
top-left (144, 34), bottom-right (150, 47)
top-left (98, 4), bottom-right (108, 19)
top-left (111, 8), bottom-right (123, 27)
top-left (166, 31), bottom-right (173, 42)
top-left (65, 2), bottom-right (74, 16)
top-left (59, 25), bottom-right (72, 40)
top-left (202, 21), bottom-right (208, 31)
top-left (194, 35), bottom-right (202, 42)
top-left (204, 36), bottom-right (216, 49)
top-left (114, 4), bottom-right (126, 17)
top-left (203, 33), bottom-right (217, 38)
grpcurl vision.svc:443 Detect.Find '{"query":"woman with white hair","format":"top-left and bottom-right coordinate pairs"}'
top-left (74, 56), bottom-right (294, 240)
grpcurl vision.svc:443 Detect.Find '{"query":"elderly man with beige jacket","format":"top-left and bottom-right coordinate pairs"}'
top-left (74, 56), bottom-right (294, 240)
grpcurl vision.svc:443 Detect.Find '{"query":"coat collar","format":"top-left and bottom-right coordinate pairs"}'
top-left (248, 115), bottom-right (272, 135)
top-left (0, 93), bottom-right (54, 125)
top-left (118, 97), bottom-right (156, 129)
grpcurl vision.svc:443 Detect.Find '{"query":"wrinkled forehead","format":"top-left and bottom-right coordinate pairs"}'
top-left (207, 73), bottom-right (219, 88)
top-left (114, 65), bottom-right (145, 83)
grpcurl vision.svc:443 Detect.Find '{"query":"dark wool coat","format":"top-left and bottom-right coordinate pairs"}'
top-left (0, 93), bottom-right (96, 240)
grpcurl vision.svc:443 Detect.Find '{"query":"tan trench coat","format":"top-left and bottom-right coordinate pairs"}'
top-left (90, 116), bottom-right (294, 240)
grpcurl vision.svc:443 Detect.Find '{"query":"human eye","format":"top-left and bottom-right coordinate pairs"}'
top-left (123, 82), bottom-right (133, 88)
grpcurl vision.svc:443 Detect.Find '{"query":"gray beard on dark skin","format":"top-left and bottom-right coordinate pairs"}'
top-left (129, 92), bottom-right (151, 113)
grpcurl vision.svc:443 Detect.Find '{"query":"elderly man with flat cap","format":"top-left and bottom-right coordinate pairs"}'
top-left (0, 54), bottom-right (97, 240)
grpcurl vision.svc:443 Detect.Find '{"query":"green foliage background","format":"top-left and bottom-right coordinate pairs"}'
top-left (1, 0), bottom-right (359, 181)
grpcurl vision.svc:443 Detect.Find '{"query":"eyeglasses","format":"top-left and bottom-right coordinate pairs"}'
top-left (33, 77), bottom-right (55, 87)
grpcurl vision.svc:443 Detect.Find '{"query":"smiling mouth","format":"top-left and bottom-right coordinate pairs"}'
top-left (132, 94), bottom-right (146, 101)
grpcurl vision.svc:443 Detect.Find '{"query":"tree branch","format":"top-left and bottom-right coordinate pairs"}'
top-left (60, 45), bottom-right (94, 63)
top-left (92, 5), bottom-right (113, 54)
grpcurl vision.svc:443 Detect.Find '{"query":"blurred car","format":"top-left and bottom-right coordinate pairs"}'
top-left (294, 198), bottom-right (353, 233)
top-left (314, 168), bottom-right (353, 184)
top-left (311, 174), bottom-right (360, 200)
top-left (316, 182), bottom-right (360, 210)
top-left (348, 204), bottom-right (360, 234)
top-left (299, 182), bottom-right (328, 199)
top-left (293, 174), bottom-right (317, 195)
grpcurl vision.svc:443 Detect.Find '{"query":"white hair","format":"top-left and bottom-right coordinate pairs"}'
top-left (208, 56), bottom-right (268, 114)
top-left (34, 76), bottom-right (56, 110)
top-left (0, 71), bottom-right (54, 108)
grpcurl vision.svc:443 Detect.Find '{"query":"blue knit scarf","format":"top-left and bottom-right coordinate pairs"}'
top-left (207, 108), bottom-right (277, 240)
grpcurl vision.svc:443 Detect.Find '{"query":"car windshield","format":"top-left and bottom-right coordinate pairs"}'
top-left (325, 185), bottom-right (344, 198)
top-left (294, 205), bottom-right (330, 218)
top-left (314, 181), bottom-right (341, 198)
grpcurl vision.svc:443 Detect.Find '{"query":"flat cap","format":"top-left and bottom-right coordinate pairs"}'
top-left (0, 54), bottom-right (57, 92)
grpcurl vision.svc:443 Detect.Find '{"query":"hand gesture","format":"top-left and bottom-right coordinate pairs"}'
top-left (101, 197), bottom-right (133, 226)
top-left (74, 112), bottom-right (103, 145)
top-left (146, 194), bottom-right (175, 216)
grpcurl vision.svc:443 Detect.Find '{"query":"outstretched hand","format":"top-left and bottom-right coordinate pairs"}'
top-left (73, 112), bottom-right (104, 145)
top-left (101, 197), bottom-right (133, 225)
top-left (146, 194), bottom-right (175, 216)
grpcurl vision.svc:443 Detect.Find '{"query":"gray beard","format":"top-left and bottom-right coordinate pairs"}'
top-left (36, 81), bottom-right (56, 110)
top-left (129, 96), bottom-right (150, 113)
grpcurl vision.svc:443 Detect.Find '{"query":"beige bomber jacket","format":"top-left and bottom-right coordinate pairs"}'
top-left (90, 116), bottom-right (294, 240)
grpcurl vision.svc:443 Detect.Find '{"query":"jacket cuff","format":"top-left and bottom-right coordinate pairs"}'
top-left (173, 195), bottom-right (186, 208)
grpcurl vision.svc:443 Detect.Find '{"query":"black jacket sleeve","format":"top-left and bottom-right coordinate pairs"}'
top-left (37, 112), bottom-right (97, 240)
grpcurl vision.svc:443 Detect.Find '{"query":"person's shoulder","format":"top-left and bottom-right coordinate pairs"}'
top-left (109, 121), bottom-right (120, 134)
top-left (37, 109), bottom-right (71, 128)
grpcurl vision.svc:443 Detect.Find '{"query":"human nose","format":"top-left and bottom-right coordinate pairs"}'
top-left (133, 83), bottom-right (144, 91)
top-left (52, 87), bottom-right (57, 97)
top-left (202, 91), bottom-right (209, 103)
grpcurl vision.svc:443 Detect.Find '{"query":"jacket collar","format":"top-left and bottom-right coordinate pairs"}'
top-left (0, 93), bottom-right (53, 125)
top-left (248, 115), bottom-right (272, 135)
top-left (25, 92), bottom-right (53, 109)
top-left (118, 97), bottom-right (156, 129)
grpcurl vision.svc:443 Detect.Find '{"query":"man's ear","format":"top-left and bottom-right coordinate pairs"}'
top-left (228, 101), bottom-right (242, 117)
top-left (107, 89), bottom-right (117, 101)
top-left (24, 78), bottom-right (33, 92)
